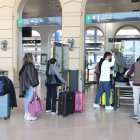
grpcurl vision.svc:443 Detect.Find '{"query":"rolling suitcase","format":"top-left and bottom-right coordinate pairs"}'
top-left (58, 91), bottom-right (75, 117)
top-left (75, 91), bottom-right (84, 112)
top-left (100, 90), bottom-right (113, 106)
top-left (0, 94), bottom-right (10, 120)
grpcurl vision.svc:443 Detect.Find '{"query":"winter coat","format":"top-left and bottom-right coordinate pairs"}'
top-left (19, 62), bottom-right (39, 97)
top-left (0, 76), bottom-right (17, 108)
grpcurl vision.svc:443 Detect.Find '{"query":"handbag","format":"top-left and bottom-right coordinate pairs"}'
top-left (28, 91), bottom-right (43, 117)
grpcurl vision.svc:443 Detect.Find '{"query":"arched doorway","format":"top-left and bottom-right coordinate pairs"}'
top-left (23, 30), bottom-right (41, 70)
top-left (85, 27), bottom-right (104, 84)
top-left (50, 30), bottom-right (62, 58)
top-left (14, 0), bottom-right (62, 70)
top-left (115, 25), bottom-right (140, 38)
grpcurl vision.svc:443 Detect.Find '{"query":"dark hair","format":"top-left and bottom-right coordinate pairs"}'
top-left (103, 52), bottom-right (112, 59)
top-left (50, 58), bottom-right (57, 64)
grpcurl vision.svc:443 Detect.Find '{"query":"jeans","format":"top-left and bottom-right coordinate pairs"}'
top-left (95, 81), bottom-right (111, 106)
top-left (25, 86), bottom-right (34, 113)
top-left (133, 86), bottom-right (140, 115)
top-left (46, 85), bottom-right (57, 112)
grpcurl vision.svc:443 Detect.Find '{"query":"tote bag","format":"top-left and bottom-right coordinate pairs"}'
top-left (28, 91), bottom-right (43, 117)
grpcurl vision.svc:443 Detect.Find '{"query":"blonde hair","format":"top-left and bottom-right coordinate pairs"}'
top-left (23, 53), bottom-right (34, 65)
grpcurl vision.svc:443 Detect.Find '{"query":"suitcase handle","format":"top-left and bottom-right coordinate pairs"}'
top-left (62, 83), bottom-right (67, 92)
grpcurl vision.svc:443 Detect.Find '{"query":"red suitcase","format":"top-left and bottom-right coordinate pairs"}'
top-left (75, 91), bottom-right (84, 112)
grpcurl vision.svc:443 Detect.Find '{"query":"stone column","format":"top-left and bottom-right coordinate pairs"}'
top-left (0, 0), bottom-right (16, 80)
top-left (61, 0), bottom-right (85, 91)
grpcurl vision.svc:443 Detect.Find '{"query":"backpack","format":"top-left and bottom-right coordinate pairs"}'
top-left (0, 76), bottom-right (9, 95)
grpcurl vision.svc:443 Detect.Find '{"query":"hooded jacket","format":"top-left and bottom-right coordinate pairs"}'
top-left (19, 62), bottom-right (39, 97)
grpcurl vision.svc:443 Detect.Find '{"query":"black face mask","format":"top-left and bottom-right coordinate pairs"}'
top-left (109, 58), bottom-right (112, 62)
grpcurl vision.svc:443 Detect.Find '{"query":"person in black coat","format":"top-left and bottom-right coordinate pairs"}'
top-left (0, 71), bottom-right (17, 108)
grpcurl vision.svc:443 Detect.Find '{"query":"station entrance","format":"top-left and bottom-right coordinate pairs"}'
top-left (85, 0), bottom-right (140, 87)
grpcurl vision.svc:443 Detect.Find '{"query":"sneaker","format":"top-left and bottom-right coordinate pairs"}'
top-left (105, 106), bottom-right (114, 111)
top-left (46, 110), bottom-right (51, 113)
top-left (130, 114), bottom-right (138, 120)
top-left (26, 114), bottom-right (37, 121)
top-left (51, 112), bottom-right (57, 116)
top-left (24, 113), bottom-right (28, 119)
top-left (93, 104), bottom-right (100, 109)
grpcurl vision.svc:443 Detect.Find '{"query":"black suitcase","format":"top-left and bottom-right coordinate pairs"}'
top-left (58, 91), bottom-right (75, 117)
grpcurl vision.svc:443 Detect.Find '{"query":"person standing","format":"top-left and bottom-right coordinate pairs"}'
top-left (127, 57), bottom-right (140, 119)
top-left (19, 53), bottom-right (39, 121)
top-left (93, 52), bottom-right (115, 110)
top-left (45, 58), bottom-right (66, 115)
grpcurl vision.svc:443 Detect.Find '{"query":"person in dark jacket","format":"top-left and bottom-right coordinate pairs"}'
top-left (45, 58), bottom-right (66, 115)
top-left (127, 57), bottom-right (140, 119)
top-left (0, 71), bottom-right (17, 108)
top-left (19, 53), bottom-right (39, 121)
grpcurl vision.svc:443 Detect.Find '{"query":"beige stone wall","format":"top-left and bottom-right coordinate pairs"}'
top-left (0, 0), bottom-right (16, 79)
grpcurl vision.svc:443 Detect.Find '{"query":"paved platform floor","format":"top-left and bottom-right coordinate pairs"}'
top-left (0, 74), bottom-right (140, 140)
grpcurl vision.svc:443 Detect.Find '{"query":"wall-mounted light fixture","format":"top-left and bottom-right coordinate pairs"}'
top-left (0, 40), bottom-right (7, 51)
top-left (67, 38), bottom-right (74, 49)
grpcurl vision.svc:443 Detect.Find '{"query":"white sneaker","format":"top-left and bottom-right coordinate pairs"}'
top-left (51, 112), bottom-right (57, 116)
top-left (93, 104), bottom-right (100, 109)
top-left (24, 113), bottom-right (28, 119)
top-left (26, 114), bottom-right (37, 121)
top-left (46, 110), bottom-right (51, 113)
top-left (105, 106), bottom-right (114, 111)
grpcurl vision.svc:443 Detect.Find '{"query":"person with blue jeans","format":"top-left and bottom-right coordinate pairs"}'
top-left (93, 52), bottom-right (115, 110)
top-left (24, 86), bottom-right (34, 114)
top-left (19, 53), bottom-right (39, 121)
